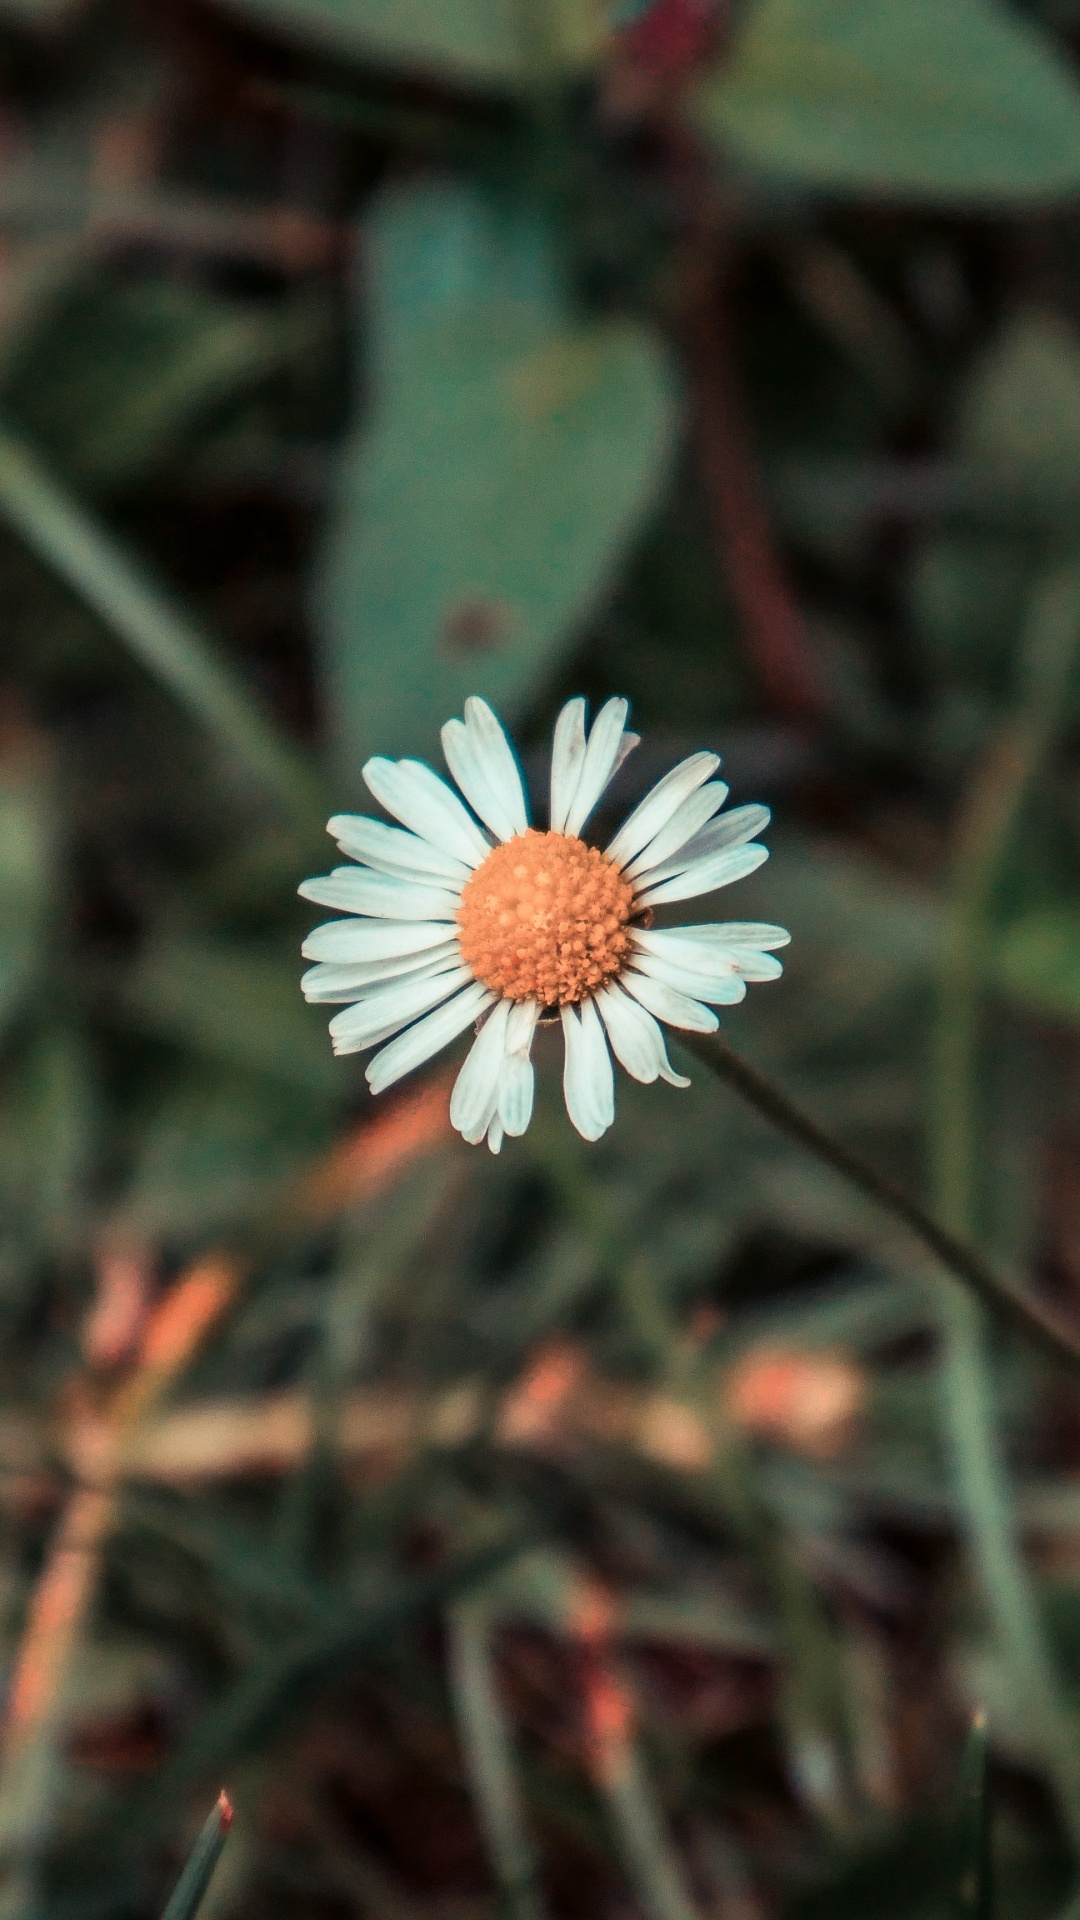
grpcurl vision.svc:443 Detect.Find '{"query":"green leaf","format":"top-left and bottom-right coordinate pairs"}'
top-left (316, 183), bottom-right (679, 775)
top-left (694, 0), bottom-right (1080, 203)
top-left (215, 0), bottom-right (608, 85)
top-left (994, 909), bottom-right (1080, 1024)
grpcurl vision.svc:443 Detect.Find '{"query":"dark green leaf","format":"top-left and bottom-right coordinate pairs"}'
top-left (694, 0), bottom-right (1080, 203)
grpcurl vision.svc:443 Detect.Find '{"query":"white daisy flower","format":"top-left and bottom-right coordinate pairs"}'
top-left (300, 697), bottom-right (789, 1152)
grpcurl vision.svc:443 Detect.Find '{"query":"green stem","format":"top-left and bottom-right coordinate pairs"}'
top-left (596, 1738), bottom-right (702, 1920)
top-left (929, 557), bottom-right (1080, 1847)
top-left (0, 426), bottom-right (326, 837)
top-left (682, 1034), bottom-right (1080, 1369)
top-left (447, 1596), bottom-right (545, 1920)
top-left (160, 1795), bottom-right (233, 1920)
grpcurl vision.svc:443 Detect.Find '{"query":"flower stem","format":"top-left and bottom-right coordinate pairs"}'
top-left (682, 1033), bottom-right (1080, 1368)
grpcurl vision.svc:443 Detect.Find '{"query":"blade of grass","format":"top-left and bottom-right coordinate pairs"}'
top-left (929, 558), bottom-right (1080, 1849)
top-left (955, 1713), bottom-right (991, 1920)
top-left (571, 1582), bottom-right (701, 1920)
top-left (0, 425), bottom-right (325, 837)
top-left (160, 1794), bottom-right (233, 1920)
top-left (447, 1594), bottom-right (546, 1920)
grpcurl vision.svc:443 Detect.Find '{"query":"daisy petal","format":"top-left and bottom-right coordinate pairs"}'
top-left (632, 948), bottom-right (747, 1005)
top-left (636, 842), bottom-right (769, 907)
top-left (366, 981), bottom-right (494, 1095)
top-left (363, 758), bottom-right (492, 868)
top-left (499, 1000), bottom-right (540, 1137)
top-left (605, 752), bottom-right (720, 870)
top-left (560, 999), bottom-right (615, 1141)
top-left (498, 1052), bottom-right (535, 1138)
top-left (298, 870), bottom-right (461, 921)
top-left (302, 944), bottom-right (461, 1003)
top-left (621, 970), bottom-right (719, 1034)
top-left (550, 698), bottom-right (588, 832)
top-left (731, 952), bottom-right (784, 980)
top-left (450, 999), bottom-right (512, 1144)
top-left (506, 998), bottom-right (542, 1052)
top-left (329, 964), bottom-right (472, 1055)
top-left (563, 698), bottom-right (632, 837)
top-left (466, 697), bottom-right (529, 835)
top-left (328, 814), bottom-right (471, 885)
top-left (595, 979), bottom-right (688, 1087)
top-left (441, 705), bottom-right (529, 845)
top-left (634, 927), bottom-right (784, 986)
top-left (624, 780), bottom-right (730, 880)
top-left (637, 804), bottom-right (771, 886)
top-left (657, 920), bottom-right (790, 950)
top-left (613, 731), bottom-right (641, 777)
top-left (301, 919), bottom-right (455, 964)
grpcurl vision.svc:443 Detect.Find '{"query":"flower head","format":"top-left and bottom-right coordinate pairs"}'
top-left (300, 697), bottom-right (789, 1151)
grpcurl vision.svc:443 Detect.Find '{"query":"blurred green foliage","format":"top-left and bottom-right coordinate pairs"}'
top-left (0, 6), bottom-right (1077, 1920)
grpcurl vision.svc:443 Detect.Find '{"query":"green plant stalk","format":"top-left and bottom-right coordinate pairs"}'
top-left (955, 1712), bottom-right (992, 1920)
top-left (0, 426), bottom-right (325, 838)
top-left (595, 1735), bottom-right (701, 1920)
top-left (699, 1425), bottom-right (857, 1829)
top-left (160, 1793), bottom-right (232, 1920)
top-left (682, 1033), bottom-right (1080, 1368)
top-left (447, 1595), bottom-right (546, 1920)
top-left (930, 557), bottom-right (1080, 1848)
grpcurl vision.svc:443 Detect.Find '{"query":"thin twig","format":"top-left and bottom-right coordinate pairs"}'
top-left (682, 1033), bottom-right (1080, 1368)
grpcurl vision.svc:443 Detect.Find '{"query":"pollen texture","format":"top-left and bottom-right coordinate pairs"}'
top-left (457, 829), bottom-right (634, 1005)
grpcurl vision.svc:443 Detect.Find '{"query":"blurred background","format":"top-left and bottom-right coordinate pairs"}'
top-left (4, 3), bottom-right (1080, 1920)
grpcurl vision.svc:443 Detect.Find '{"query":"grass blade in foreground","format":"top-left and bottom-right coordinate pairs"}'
top-left (160, 1793), bottom-right (233, 1920)
top-left (0, 426), bottom-right (325, 836)
top-left (956, 1714), bottom-right (991, 1920)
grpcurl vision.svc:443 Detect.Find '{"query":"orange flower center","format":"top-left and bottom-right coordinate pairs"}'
top-left (457, 829), bottom-right (634, 1005)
